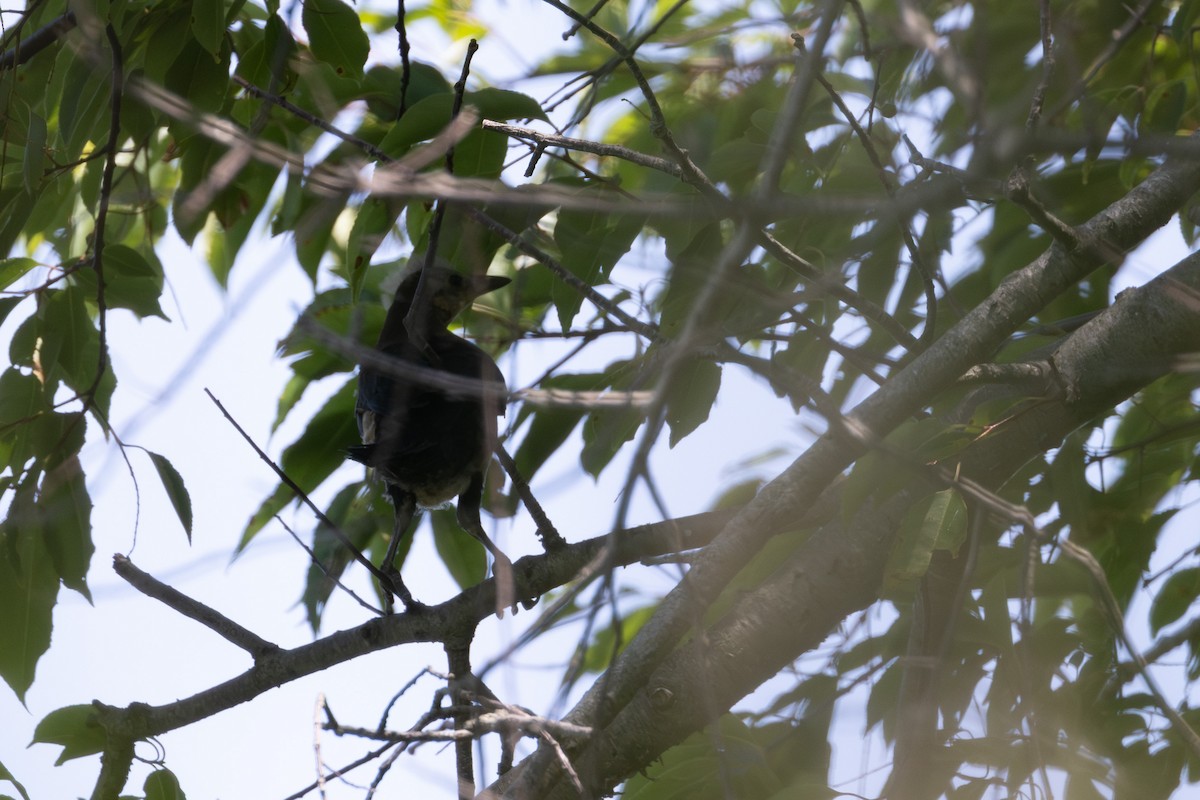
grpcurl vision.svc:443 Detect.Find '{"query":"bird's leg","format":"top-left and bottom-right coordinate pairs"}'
top-left (458, 473), bottom-right (516, 614)
top-left (382, 485), bottom-right (422, 612)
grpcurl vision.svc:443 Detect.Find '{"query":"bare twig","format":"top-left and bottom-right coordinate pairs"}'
top-left (1058, 536), bottom-right (1200, 760)
top-left (496, 444), bottom-right (566, 551)
top-left (204, 388), bottom-right (393, 608)
top-left (446, 642), bottom-right (476, 800)
top-left (1026, 0), bottom-right (1055, 128)
top-left (83, 23), bottom-right (122, 414)
top-left (281, 740), bottom-right (399, 800)
top-left (463, 207), bottom-right (659, 340)
top-left (395, 0), bottom-right (412, 115)
top-left (482, 120), bottom-right (682, 177)
top-left (276, 515), bottom-right (382, 616)
top-left (112, 554), bottom-right (280, 658)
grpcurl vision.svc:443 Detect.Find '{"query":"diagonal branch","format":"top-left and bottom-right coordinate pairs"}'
top-left (497, 237), bottom-right (1200, 800)
top-left (497, 133), bottom-right (1200, 797)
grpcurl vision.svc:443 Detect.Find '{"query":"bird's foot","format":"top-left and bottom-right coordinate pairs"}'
top-left (380, 567), bottom-right (425, 614)
top-left (536, 526), bottom-right (567, 552)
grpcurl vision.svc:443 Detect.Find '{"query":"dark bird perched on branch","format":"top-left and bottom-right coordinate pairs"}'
top-left (348, 267), bottom-right (513, 611)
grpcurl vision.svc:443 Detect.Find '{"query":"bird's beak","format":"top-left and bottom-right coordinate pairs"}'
top-left (473, 274), bottom-right (511, 298)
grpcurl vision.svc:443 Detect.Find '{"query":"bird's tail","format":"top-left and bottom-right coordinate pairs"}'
top-left (345, 443), bottom-right (376, 466)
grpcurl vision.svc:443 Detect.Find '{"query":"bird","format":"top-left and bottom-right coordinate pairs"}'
top-left (348, 266), bottom-right (513, 611)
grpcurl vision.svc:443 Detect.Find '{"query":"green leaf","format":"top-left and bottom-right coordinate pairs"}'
top-left (0, 485), bottom-right (59, 702)
top-left (31, 704), bottom-right (105, 764)
top-left (1150, 567), bottom-right (1200, 635)
top-left (0, 296), bottom-right (24, 328)
top-left (0, 259), bottom-right (38, 291)
top-left (362, 62), bottom-right (450, 119)
top-left (293, 190), bottom-right (348, 281)
top-left (0, 369), bottom-right (51, 470)
top-left (512, 373), bottom-right (605, 487)
top-left (145, 768), bottom-right (187, 800)
top-left (552, 191), bottom-right (643, 328)
top-left (302, 0), bottom-right (369, 79)
top-left (449, 128), bottom-right (507, 179)
top-left (377, 94), bottom-right (457, 158)
top-left (164, 35), bottom-right (230, 121)
top-left (883, 488), bottom-right (967, 596)
top-left (235, 14), bottom-right (296, 90)
top-left (430, 507), bottom-right (486, 590)
top-left (0, 759), bottom-right (30, 800)
top-left (37, 288), bottom-right (113, 411)
top-left (39, 454), bottom-right (94, 600)
top-left (465, 87), bottom-right (548, 122)
top-left (190, 0), bottom-right (226, 55)
top-left (149, 452), bottom-right (193, 543)
top-left (579, 359), bottom-right (644, 477)
top-left (22, 113), bottom-right (46, 195)
top-left (378, 89), bottom-right (546, 159)
top-left (73, 245), bottom-right (167, 319)
top-left (57, 55), bottom-right (111, 160)
top-left (344, 198), bottom-right (394, 300)
top-left (665, 357), bottom-right (721, 447)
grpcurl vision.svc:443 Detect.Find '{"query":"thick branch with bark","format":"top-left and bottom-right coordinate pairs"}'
top-left (494, 139), bottom-right (1200, 798)
top-left (496, 240), bottom-right (1200, 800)
top-left (86, 509), bottom-right (739, 794)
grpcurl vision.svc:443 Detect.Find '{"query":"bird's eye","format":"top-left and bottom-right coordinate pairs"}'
top-left (449, 273), bottom-right (465, 287)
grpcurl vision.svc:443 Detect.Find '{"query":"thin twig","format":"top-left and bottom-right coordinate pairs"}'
top-left (395, 0), bottom-right (412, 116)
top-left (464, 207), bottom-right (659, 340)
top-left (276, 515), bottom-right (382, 616)
top-left (481, 120), bottom-right (682, 177)
top-left (495, 444), bottom-right (565, 551)
top-left (281, 741), bottom-right (399, 800)
top-left (83, 23), bottom-right (122, 413)
top-left (1058, 536), bottom-right (1200, 761)
top-left (1026, 0), bottom-right (1055, 129)
top-left (112, 554), bottom-right (280, 658)
top-left (204, 389), bottom-right (394, 608)
top-left (811, 47), bottom-right (937, 349)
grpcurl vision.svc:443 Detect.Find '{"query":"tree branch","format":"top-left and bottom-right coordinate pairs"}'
top-left (499, 241), bottom-right (1200, 800)
top-left (112, 555), bottom-right (280, 659)
top-left (90, 508), bottom-right (739, 751)
top-left (498, 133), bottom-right (1200, 797)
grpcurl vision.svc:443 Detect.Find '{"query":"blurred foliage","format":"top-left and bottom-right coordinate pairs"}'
top-left (2, 0), bottom-right (1200, 796)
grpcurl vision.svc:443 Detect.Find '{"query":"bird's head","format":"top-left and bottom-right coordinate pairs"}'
top-left (393, 267), bottom-right (511, 330)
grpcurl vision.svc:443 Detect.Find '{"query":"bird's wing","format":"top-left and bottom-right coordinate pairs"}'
top-left (429, 335), bottom-right (508, 417)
